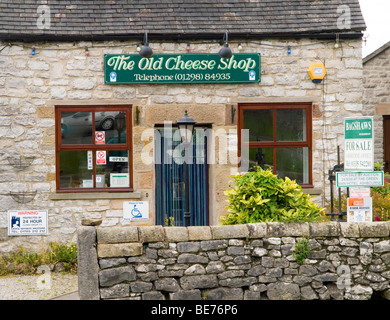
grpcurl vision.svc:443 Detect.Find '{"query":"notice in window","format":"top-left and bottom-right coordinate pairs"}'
top-left (110, 173), bottom-right (129, 187)
top-left (95, 131), bottom-right (105, 144)
top-left (96, 151), bottom-right (106, 165)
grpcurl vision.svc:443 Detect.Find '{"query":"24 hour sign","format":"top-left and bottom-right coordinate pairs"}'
top-left (104, 53), bottom-right (261, 84)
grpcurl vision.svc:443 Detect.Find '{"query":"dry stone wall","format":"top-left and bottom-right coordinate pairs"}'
top-left (78, 221), bottom-right (390, 300)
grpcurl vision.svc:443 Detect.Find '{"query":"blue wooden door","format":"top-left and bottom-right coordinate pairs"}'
top-left (155, 127), bottom-right (209, 226)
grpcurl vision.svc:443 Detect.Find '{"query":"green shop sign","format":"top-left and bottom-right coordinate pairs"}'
top-left (104, 53), bottom-right (261, 84)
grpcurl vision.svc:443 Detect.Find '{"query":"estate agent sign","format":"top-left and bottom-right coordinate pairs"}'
top-left (104, 53), bottom-right (261, 84)
top-left (344, 116), bottom-right (374, 171)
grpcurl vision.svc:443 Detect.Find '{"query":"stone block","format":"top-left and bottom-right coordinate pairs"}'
top-left (358, 222), bottom-right (389, 237)
top-left (100, 283), bottom-right (129, 299)
top-left (99, 266), bottom-right (136, 287)
top-left (139, 225), bottom-right (165, 242)
top-left (99, 258), bottom-right (127, 269)
top-left (180, 275), bottom-right (218, 290)
top-left (267, 282), bottom-right (300, 300)
top-left (145, 105), bottom-right (225, 126)
top-left (373, 240), bottom-right (390, 253)
top-left (177, 242), bottom-right (200, 253)
top-left (130, 281), bottom-right (153, 293)
top-left (81, 219), bottom-right (102, 226)
top-left (247, 223), bottom-right (267, 238)
top-left (200, 240), bottom-right (228, 251)
top-left (143, 291), bottom-right (165, 300)
top-left (205, 287), bottom-right (243, 300)
top-left (211, 224), bottom-right (249, 239)
top-left (97, 243), bottom-right (143, 258)
top-left (187, 226), bottom-right (212, 241)
top-left (309, 222), bottom-right (341, 237)
top-left (77, 226), bottom-right (100, 300)
top-left (97, 226), bottom-right (139, 244)
top-left (164, 227), bottom-right (188, 242)
top-left (170, 290), bottom-right (202, 300)
top-left (340, 223), bottom-right (360, 237)
top-left (177, 253), bottom-right (209, 264)
top-left (155, 278), bottom-right (181, 292)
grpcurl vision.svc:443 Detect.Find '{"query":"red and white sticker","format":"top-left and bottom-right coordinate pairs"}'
top-left (96, 151), bottom-right (106, 165)
top-left (95, 131), bottom-right (105, 144)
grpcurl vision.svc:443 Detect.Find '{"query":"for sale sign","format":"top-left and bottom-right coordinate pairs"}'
top-left (8, 210), bottom-right (48, 235)
top-left (344, 117), bottom-right (374, 171)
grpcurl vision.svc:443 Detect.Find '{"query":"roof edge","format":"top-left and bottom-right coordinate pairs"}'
top-left (363, 41), bottom-right (390, 64)
top-left (0, 31), bottom-right (364, 43)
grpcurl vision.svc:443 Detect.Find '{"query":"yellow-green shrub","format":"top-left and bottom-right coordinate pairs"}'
top-left (221, 167), bottom-right (324, 225)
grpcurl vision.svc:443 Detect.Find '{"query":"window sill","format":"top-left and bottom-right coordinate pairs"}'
top-left (301, 188), bottom-right (322, 195)
top-left (49, 192), bottom-right (142, 200)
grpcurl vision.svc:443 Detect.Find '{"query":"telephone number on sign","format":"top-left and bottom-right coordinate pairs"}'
top-left (174, 73), bottom-right (231, 81)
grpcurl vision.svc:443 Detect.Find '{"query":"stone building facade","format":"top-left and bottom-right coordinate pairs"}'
top-left (363, 41), bottom-right (390, 167)
top-left (0, 1), bottom-right (366, 253)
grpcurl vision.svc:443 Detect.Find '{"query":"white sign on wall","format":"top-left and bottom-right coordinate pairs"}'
top-left (8, 210), bottom-right (48, 236)
top-left (123, 201), bottom-right (149, 221)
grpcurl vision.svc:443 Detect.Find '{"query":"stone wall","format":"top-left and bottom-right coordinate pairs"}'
top-left (78, 221), bottom-right (390, 300)
top-left (0, 38), bottom-right (364, 253)
top-left (363, 44), bottom-right (390, 162)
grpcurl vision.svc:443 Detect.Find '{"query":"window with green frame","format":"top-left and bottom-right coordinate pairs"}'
top-left (239, 103), bottom-right (312, 187)
top-left (55, 105), bottom-right (133, 192)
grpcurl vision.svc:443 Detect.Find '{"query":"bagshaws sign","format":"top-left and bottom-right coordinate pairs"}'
top-left (104, 53), bottom-right (261, 84)
top-left (344, 116), bottom-right (374, 171)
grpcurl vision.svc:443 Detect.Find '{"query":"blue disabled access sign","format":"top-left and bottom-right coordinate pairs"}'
top-left (123, 201), bottom-right (149, 221)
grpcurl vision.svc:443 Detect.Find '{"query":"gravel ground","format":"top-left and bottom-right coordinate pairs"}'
top-left (0, 273), bottom-right (78, 300)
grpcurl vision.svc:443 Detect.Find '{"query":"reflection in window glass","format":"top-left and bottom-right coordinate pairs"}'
top-left (248, 147), bottom-right (273, 172)
top-left (276, 147), bottom-right (309, 184)
top-left (243, 109), bottom-right (273, 141)
top-left (61, 112), bottom-right (93, 145)
top-left (96, 150), bottom-right (129, 188)
top-left (276, 109), bottom-right (306, 141)
top-left (59, 151), bottom-right (93, 188)
top-left (95, 111), bottom-right (127, 144)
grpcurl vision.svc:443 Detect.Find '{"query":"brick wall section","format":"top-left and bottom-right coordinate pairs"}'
top-left (78, 221), bottom-right (390, 300)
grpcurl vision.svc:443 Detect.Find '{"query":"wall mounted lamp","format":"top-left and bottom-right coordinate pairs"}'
top-left (219, 31), bottom-right (232, 59)
top-left (139, 31), bottom-right (153, 58)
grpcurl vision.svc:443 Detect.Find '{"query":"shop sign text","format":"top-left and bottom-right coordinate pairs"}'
top-left (104, 53), bottom-right (261, 84)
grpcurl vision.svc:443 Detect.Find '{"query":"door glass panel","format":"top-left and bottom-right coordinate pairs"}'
top-left (243, 109), bottom-right (273, 141)
top-left (276, 147), bottom-right (309, 184)
top-left (61, 112), bottom-right (93, 145)
top-left (276, 109), bottom-right (306, 141)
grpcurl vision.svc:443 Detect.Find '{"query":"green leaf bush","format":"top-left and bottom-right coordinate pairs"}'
top-left (221, 167), bottom-right (324, 225)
